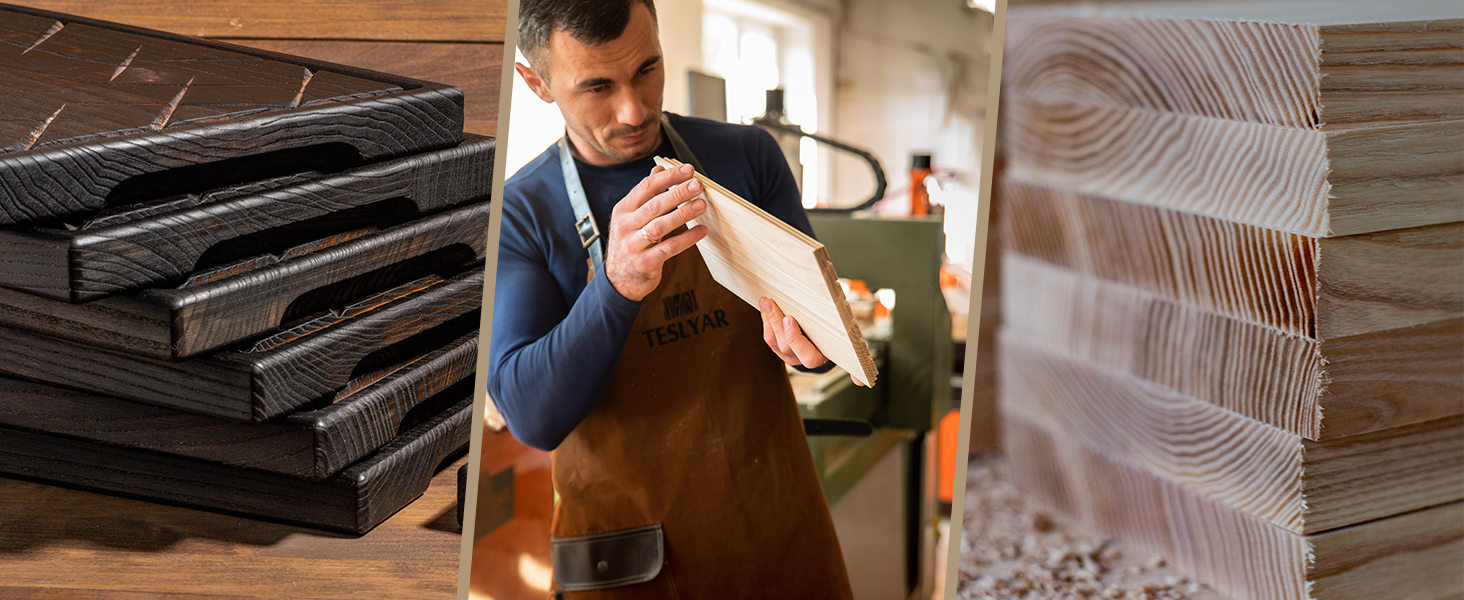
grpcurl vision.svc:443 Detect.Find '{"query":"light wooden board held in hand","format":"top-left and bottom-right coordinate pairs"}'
top-left (653, 156), bottom-right (878, 385)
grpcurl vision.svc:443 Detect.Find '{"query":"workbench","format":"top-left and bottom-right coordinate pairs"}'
top-left (0, 456), bottom-right (466, 599)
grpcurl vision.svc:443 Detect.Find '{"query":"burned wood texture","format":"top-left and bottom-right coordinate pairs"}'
top-left (0, 134), bottom-right (494, 301)
top-left (0, 201), bottom-right (488, 359)
top-left (0, 330), bottom-right (476, 479)
top-left (653, 156), bottom-right (878, 385)
top-left (0, 266), bottom-right (484, 422)
top-left (0, 395), bottom-right (473, 535)
top-left (0, 5), bottom-right (465, 225)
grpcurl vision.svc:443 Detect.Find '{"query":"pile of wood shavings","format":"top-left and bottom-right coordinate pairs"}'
top-left (957, 458), bottom-right (1232, 600)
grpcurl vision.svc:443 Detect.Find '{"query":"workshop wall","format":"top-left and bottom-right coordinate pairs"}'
top-left (11, 0), bottom-right (507, 136)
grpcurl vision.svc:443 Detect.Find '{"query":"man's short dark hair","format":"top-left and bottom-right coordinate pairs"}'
top-left (518, 0), bottom-right (658, 72)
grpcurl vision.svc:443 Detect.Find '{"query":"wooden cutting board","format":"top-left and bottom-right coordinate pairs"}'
top-left (0, 201), bottom-right (488, 359)
top-left (0, 329), bottom-right (476, 479)
top-left (0, 134), bottom-right (495, 302)
top-left (0, 4), bottom-right (465, 225)
top-left (0, 395), bottom-right (472, 535)
top-left (653, 156), bottom-right (877, 385)
top-left (0, 266), bottom-right (483, 423)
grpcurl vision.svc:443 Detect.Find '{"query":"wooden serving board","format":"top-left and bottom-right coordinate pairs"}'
top-left (0, 4), bottom-right (465, 225)
top-left (0, 329), bottom-right (477, 480)
top-left (0, 134), bottom-right (495, 302)
top-left (652, 156), bottom-right (877, 385)
top-left (0, 395), bottom-right (473, 535)
top-left (0, 201), bottom-right (488, 359)
top-left (0, 266), bottom-right (483, 423)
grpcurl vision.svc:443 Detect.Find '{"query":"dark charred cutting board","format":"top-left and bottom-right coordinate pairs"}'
top-left (0, 266), bottom-right (483, 423)
top-left (0, 201), bottom-right (488, 359)
top-left (0, 134), bottom-right (494, 302)
top-left (0, 330), bottom-right (476, 479)
top-left (0, 395), bottom-right (472, 535)
top-left (0, 4), bottom-right (464, 225)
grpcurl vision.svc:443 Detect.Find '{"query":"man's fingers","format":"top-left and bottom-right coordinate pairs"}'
top-left (641, 196), bottom-right (706, 241)
top-left (635, 177), bottom-right (704, 228)
top-left (645, 224), bottom-right (706, 264)
top-left (618, 163), bottom-right (694, 214)
top-left (782, 316), bottom-right (827, 368)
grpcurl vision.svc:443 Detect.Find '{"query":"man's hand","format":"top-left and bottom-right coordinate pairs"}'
top-left (760, 297), bottom-right (869, 387)
top-left (605, 163), bottom-right (709, 301)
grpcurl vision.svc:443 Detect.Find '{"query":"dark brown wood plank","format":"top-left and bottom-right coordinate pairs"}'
top-left (9, 0), bottom-right (509, 43)
top-left (234, 40), bottom-right (504, 136)
top-left (0, 134), bottom-right (494, 301)
top-left (0, 4), bottom-right (466, 225)
top-left (0, 331), bottom-right (476, 479)
top-left (0, 395), bottom-right (472, 535)
top-left (0, 266), bottom-right (483, 422)
top-left (0, 202), bottom-right (488, 359)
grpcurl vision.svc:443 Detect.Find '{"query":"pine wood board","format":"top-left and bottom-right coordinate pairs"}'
top-left (1002, 413), bottom-right (1464, 600)
top-left (0, 135), bottom-right (494, 302)
top-left (233, 40), bottom-right (504, 137)
top-left (0, 4), bottom-right (465, 225)
top-left (0, 394), bottom-right (471, 535)
top-left (653, 156), bottom-right (877, 385)
top-left (1003, 100), bottom-right (1464, 237)
top-left (0, 266), bottom-right (483, 423)
top-left (0, 330), bottom-right (476, 479)
top-left (1004, 7), bottom-right (1464, 130)
top-left (998, 336), bottom-right (1464, 534)
top-left (0, 201), bottom-right (488, 359)
top-left (1001, 179), bottom-right (1464, 340)
top-left (0, 456), bottom-right (465, 598)
top-left (9, 0), bottom-right (508, 42)
top-left (1002, 255), bottom-right (1463, 440)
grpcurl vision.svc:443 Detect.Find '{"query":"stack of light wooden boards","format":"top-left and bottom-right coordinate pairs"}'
top-left (0, 4), bottom-right (494, 534)
top-left (995, 2), bottom-right (1463, 598)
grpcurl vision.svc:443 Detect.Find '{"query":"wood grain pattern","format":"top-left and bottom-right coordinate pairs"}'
top-left (1002, 255), bottom-right (1464, 440)
top-left (0, 4), bottom-right (466, 224)
top-left (0, 266), bottom-right (483, 423)
top-left (1002, 414), bottom-right (1464, 600)
top-left (0, 201), bottom-right (488, 359)
top-left (1004, 100), bottom-right (1464, 237)
top-left (654, 156), bottom-right (877, 384)
top-left (1002, 179), bottom-right (1464, 340)
top-left (0, 394), bottom-right (471, 535)
top-left (0, 135), bottom-right (494, 301)
top-left (998, 337), bottom-right (1464, 534)
top-left (0, 457), bottom-right (466, 599)
top-left (0, 331), bottom-right (476, 479)
top-left (10, 0), bottom-right (508, 42)
top-left (1004, 10), bottom-right (1464, 129)
top-left (234, 40), bottom-right (503, 137)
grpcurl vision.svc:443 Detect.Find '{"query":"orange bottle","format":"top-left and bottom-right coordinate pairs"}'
top-left (909, 154), bottom-right (932, 216)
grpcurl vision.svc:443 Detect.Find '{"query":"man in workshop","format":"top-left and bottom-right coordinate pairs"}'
top-left (487, 0), bottom-right (856, 596)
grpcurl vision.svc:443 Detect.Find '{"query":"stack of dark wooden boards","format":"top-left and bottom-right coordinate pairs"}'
top-left (995, 3), bottom-right (1462, 599)
top-left (0, 5), bottom-right (492, 535)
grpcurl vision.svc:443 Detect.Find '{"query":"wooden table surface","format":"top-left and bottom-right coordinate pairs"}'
top-left (0, 455), bottom-right (467, 599)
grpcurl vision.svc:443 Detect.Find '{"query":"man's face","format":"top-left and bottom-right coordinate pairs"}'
top-left (517, 4), bottom-right (665, 166)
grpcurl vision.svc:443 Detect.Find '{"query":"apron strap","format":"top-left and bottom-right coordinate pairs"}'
top-left (560, 115), bottom-right (705, 277)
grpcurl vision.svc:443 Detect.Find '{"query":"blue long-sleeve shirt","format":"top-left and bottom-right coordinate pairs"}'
top-left (487, 113), bottom-right (819, 451)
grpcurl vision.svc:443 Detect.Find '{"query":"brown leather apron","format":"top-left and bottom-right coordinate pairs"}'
top-left (547, 241), bottom-right (854, 598)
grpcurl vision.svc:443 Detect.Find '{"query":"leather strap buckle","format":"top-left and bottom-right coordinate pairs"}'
top-left (575, 212), bottom-right (600, 249)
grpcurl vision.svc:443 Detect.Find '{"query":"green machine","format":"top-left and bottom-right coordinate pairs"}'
top-left (798, 213), bottom-right (952, 600)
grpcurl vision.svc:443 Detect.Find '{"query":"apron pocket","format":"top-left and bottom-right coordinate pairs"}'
top-left (551, 523), bottom-right (665, 591)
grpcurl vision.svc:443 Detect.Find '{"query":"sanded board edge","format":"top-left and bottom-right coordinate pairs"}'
top-left (653, 156), bottom-right (877, 385)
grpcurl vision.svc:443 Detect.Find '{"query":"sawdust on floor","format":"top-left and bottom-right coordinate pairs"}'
top-left (957, 457), bottom-right (1234, 600)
